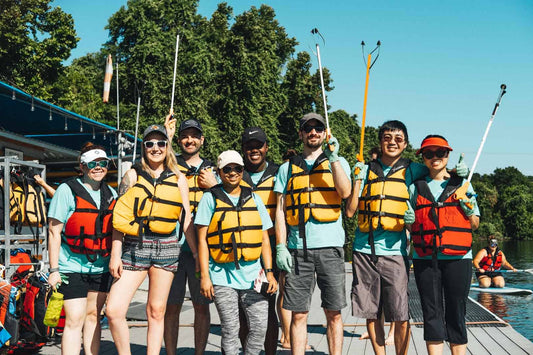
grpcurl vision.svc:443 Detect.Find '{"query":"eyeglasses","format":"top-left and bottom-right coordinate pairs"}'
top-left (422, 149), bottom-right (449, 160)
top-left (144, 140), bottom-right (168, 149)
top-left (85, 160), bottom-right (109, 169)
top-left (302, 124), bottom-right (325, 133)
top-left (382, 135), bottom-right (405, 144)
top-left (221, 165), bottom-right (244, 174)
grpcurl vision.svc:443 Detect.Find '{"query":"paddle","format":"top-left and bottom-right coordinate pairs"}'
top-left (474, 268), bottom-right (533, 274)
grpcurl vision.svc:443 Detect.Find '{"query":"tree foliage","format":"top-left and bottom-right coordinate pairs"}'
top-left (0, 0), bottom-right (78, 99)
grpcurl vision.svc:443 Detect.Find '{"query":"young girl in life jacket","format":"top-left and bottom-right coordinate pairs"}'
top-left (406, 135), bottom-right (480, 355)
top-left (47, 142), bottom-right (117, 355)
top-left (196, 150), bottom-right (277, 355)
top-left (473, 237), bottom-right (516, 288)
top-left (106, 124), bottom-right (196, 355)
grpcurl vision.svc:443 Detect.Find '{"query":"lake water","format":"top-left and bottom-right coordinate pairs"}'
top-left (471, 239), bottom-right (533, 342)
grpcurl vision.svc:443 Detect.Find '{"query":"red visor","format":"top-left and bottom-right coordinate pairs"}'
top-left (416, 137), bottom-right (453, 155)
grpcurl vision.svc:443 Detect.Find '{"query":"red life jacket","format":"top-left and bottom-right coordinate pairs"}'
top-left (411, 175), bottom-right (472, 258)
top-left (63, 179), bottom-right (116, 262)
top-left (479, 247), bottom-right (503, 271)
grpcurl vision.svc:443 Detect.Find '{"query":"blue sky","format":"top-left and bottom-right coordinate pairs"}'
top-left (53, 0), bottom-right (533, 176)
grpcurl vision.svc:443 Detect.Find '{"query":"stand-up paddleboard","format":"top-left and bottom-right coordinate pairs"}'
top-left (470, 284), bottom-right (533, 295)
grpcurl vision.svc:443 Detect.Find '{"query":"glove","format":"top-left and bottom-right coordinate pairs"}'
top-left (276, 244), bottom-right (293, 272)
top-left (454, 154), bottom-right (469, 178)
top-left (459, 197), bottom-right (476, 216)
top-left (404, 201), bottom-right (415, 224)
top-left (324, 136), bottom-right (340, 163)
top-left (352, 161), bottom-right (365, 181)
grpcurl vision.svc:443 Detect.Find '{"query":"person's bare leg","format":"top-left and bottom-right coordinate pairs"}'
top-left (385, 321), bottom-right (395, 346)
top-left (393, 320), bottom-right (410, 355)
top-left (290, 311), bottom-right (309, 355)
top-left (478, 275), bottom-right (492, 288)
top-left (163, 303), bottom-right (182, 355)
top-left (324, 309), bottom-right (343, 355)
top-left (107, 269), bottom-right (147, 355)
top-left (62, 298), bottom-right (87, 355)
top-left (145, 267), bottom-right (175, 355)
top-left (450, 342), bottom-right (467, 355)
top-left (278, 273), bottom-right (292, 348)
top-left (492, 275), bottom-right (505, 288)
top-left (426, 340), bottom-right (444, 355)
top-left (193, 303), bottom-right (210, 355)
top-left (366, 318), bottom-right (385, 355)
top-left (83, 290), bottom-right (107, 355)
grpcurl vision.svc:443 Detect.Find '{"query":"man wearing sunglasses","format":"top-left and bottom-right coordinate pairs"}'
top-left (163, 117), bottom-right (217, 355)
top-left (274, 113), bottom-right (351, 355)
top-left (346, 121), bottom-right (469, 355)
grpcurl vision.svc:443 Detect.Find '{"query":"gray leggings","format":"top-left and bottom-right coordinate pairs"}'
top-left (213, 285), bottom-right (268, 355)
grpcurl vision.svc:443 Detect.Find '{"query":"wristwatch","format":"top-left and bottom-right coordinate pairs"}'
top-left (265, 268), bottom-right (274, 274)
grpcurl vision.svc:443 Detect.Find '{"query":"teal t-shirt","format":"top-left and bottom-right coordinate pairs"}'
top-left (176, 158), bottom-right (221, 252)
top-left (195, 189), bottom-right (273, 290)
top-left (274, 156), bottom-right (351, 249)
top-left (353, 160), bottom-right (428, 256)
top-left (408, 176), bottom-right (479, 260)
top-left (47, 178), bottom-right (118, 274)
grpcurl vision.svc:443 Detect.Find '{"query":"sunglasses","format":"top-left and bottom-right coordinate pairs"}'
top-left (85, 160), bottom-right (109, 169)
top-left (144, 140), bottom-right (168, 149)
top-left (302, 124), bottom-right (325, 133)
top-left (221, 165), bottom-right (244, 174)
top-left (422, 149), bottom-right (449, 160)
top-left (382, 135), bottom-right (405, 144)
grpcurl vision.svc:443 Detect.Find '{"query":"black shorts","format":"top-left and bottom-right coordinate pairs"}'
top-left (60, 272), bottom-right (113, 300)
top-left (475, 271), bottom-right (503, 279)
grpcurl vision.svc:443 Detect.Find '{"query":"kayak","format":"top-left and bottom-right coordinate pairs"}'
top-left (470, 284), bottom-right (533, 295)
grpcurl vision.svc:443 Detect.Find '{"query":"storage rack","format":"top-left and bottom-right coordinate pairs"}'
top-left (1, 157), bottom-right (48, 279)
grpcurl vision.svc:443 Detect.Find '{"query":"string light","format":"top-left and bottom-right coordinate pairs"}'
top-left (49, 107), bottom-right (52, 121)
top-left (92, 127), bottom-right (96, 140)
top-left (64, 116), bottom-right (68, 131)
top-left (103, 131), bottom-right (107, 140)
top-left (11, 90), bottom-right (15, 100)
top-left (31, 96), bottom-right (34, 111)
top-left (80, 121), bottom-right (83, 133)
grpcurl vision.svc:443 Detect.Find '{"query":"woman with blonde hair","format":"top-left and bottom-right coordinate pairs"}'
top-left (106, 124), bottom-right (197, 355)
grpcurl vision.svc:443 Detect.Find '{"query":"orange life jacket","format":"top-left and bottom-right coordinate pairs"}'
top-left (479, 247), bottom-right (503, 271)
top-left (411, 175), bottom-right (472, 258)
top-left (63, 179), bottom-right (116, 262)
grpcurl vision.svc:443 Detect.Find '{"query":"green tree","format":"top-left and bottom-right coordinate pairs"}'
top-left (0, 0), bottom-right (78, 99)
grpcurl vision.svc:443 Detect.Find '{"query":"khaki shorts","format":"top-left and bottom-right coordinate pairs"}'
top-left (351, 251), bottom-right (409, 322)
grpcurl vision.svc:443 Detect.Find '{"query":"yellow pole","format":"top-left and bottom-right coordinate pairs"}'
top-left (354, 53), bottom-right (372, 174)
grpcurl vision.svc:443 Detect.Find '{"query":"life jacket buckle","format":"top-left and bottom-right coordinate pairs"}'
top-left (437, 202), bottom-right (444, 207)
top-left (379, 194), bottom-right (386, 200)
top-left (308, 203), bottom-right (316, 208)
top-left (378, 211), bottom-right (386, 217)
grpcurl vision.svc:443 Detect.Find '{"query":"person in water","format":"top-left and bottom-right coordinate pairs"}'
top-left (473, 237), bottom-right (517, 288)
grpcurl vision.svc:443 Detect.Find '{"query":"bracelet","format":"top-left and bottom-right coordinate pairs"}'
top-left (265, 268), bottom-right (274, 274)
top-left (49, 267), bottom-right (59, 273)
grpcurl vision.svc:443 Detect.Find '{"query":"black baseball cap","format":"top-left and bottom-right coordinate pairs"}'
top-left (242, 127), bottom-right (267, 145)
top-left (300, 112), bottom-right (326, 128)
top-left (143, 124), bottom-right (168, 140)
top-left (179, 119), bottom-right (203, 134)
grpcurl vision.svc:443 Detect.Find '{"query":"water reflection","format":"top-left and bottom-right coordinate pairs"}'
top-left (476, 292), bottom-right (508, 318)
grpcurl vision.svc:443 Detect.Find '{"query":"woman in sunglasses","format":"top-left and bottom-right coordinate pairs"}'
top-left (107, 124), bottom-right (196, 355)
top-left (473, 236), bottom-right (516, 288)
top-left (47, 142), bottom-right (117, 355)
top-left (406, 135), bottom-right (480, 355)
top-left (196, 150), bottom-right (277, 354)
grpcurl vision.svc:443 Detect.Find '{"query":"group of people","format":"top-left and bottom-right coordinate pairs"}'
top-left (46, 111), bottom-right (484, 355)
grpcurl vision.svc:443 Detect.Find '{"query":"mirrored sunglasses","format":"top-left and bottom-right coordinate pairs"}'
top-left (302, 124), bottom-right (325, 133)
top-left (222, 165), bottom-right (244, 174)
top-left (144, 140), bottom-right (168, 149)
top-left (382, 135), bottom-right (405, 143)
top-left (85, 160), bottom-right (109, 169)
top-left (422, 149), bottom-right (449, 160)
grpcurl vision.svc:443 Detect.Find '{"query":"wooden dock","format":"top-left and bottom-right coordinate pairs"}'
top-left (38, 264), bottom-right (533, 354)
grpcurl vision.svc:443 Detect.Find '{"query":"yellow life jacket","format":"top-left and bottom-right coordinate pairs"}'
top-left (113, 166), bottom-right (184, 237)
top-left (285, 153), bottom-right (341, 226)
top-left (358, 158), bottom-right (411, 232)
top-left (176, 155), bottom-right (215, 215)
top-left (241, 162), bottom-right (279, 222)
top-left (206, 185), bottom-right (263, 267)
top-left (8, 173), bottom-right (47, 231)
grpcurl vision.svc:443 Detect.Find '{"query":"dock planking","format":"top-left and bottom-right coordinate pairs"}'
top-left (39, 263), bottom-right (533, 354)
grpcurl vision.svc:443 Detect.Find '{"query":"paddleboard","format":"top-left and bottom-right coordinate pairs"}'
top-left (470, 284), bottom-right (533, 295)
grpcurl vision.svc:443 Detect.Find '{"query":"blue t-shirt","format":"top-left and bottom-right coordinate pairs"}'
top-left (408, 177), bottom-right (479, 260)
top-left (353, 160), bottom-right (428, 256)
top-left (274, 156), bottom-right (351, 249)
top-left (195, 188), bottom-right (273, 290)
top-left (47, 179), bottom-right (118, 274)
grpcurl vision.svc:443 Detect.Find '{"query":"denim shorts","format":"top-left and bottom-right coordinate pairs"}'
top-left (283, 247), bottom-right (346, 312)
top-left (121, 233), bottom-right (180, 272)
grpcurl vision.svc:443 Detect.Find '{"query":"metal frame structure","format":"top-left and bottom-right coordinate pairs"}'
top-left (1, 157), bottom-right (48, 279)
